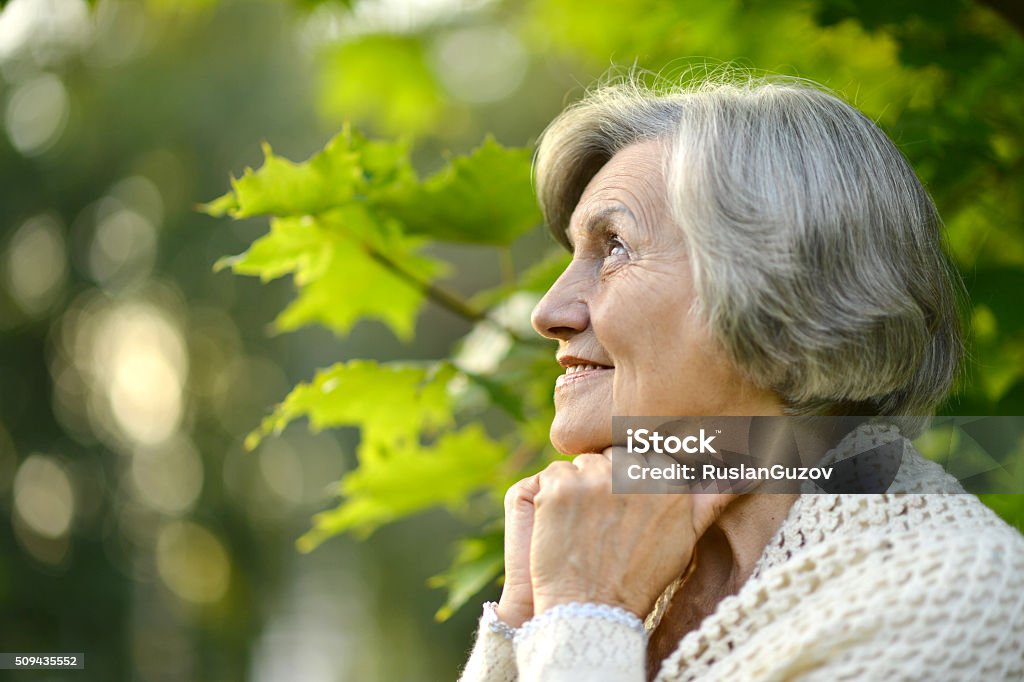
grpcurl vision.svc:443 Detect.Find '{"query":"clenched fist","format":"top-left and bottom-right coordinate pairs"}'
top-left (503, 447), bottom-right (734, 622)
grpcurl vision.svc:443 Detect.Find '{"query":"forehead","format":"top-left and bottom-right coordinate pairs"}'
top-left (567, 140), bottom-right (668, 240)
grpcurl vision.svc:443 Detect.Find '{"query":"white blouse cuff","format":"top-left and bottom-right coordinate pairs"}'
top-left (513, 603), bottom-right (647, 682)
top-left (458, 602), bottom-right (517, 682)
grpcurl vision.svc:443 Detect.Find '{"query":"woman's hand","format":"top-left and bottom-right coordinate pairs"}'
top-left (528, 448), bottom-right (733, 618)
top-left (495, 473), bottom-right (541, 627)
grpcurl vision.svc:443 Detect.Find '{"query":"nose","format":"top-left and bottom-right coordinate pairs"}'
top-left (531, 266), bottom-right (589, 341)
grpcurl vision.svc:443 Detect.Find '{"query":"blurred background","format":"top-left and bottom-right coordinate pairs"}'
top-left (0, 0), bottom-right (1022, 680)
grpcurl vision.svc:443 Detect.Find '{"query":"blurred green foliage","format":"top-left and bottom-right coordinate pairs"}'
top-left (319, 35), bottom-right (444, 136)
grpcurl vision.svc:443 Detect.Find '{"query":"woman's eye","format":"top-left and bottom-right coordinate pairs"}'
top-left (606, 235), bottom-right (628, 258)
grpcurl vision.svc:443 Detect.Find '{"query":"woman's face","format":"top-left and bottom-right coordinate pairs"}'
top-left (531, 140), bottom-right (781, 455)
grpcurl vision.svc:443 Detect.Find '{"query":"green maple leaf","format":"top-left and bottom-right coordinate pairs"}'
top-left (197, 190), bottom-right (238, 218)
top-left (380, 136), bottom-right (542, 245)
top-left (204, 130), bottom-right (539, 247)
top-left (216, 207), bottom-right (447, 338)
top-left (298, 424), bottom-right (507, 547)
top-left (230, 138), bottom-right (360, 217)
top-left (214, 215), bottom-right (327, 282)
top-left (428, 530), bottom-right (504, 622)
top-left (200, 127), bottom-right (413, 219)
top-left (272, 236), bottom-right (442, 338)
top-left (247, 360), bottom-right (457, 452)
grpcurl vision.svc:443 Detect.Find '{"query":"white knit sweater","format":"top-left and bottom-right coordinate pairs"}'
top-left (458, 423), bottom-right (1024, 681)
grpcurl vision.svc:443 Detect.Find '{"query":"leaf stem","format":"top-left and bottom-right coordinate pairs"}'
top-left (364, 245), bottom-right (546, 346)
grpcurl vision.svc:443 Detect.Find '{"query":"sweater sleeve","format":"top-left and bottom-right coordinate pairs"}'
top-left (513, 608), bottom-right (647, 682)
top-left (458, 612), bottom-right (517, 682)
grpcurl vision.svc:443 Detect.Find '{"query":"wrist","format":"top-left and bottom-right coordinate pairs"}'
top-left (481, 601), bottom-right (517, 640)
top-left (534, 592), bottom-right (641, 620)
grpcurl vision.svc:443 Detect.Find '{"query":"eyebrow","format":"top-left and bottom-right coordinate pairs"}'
top-left (564, 205), bottom-right (636, 249)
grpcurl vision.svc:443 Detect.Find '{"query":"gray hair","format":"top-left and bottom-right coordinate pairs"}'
top-left (534, 73), bottom-right (965, 434)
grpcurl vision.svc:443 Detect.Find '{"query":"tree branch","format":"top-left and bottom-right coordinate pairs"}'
top-left (365, 245), bottom-right (546, 347)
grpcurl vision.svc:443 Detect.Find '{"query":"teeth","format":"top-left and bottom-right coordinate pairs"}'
top-left (565, 364), bottom-right (602, 375)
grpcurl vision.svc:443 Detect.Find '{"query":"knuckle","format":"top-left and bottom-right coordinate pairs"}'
top-left (572, 453), bottom-right (609, 469)
top-left (539, 460), bottom-right (572, 483)
top-left (503, 475), bottom-right (536, 511)
top-left (536, 466), bottom-right (579, 503)
top-left (503, 483), bottom-right (519, 510)
top-left (543, 476), bottom-right (569, 498)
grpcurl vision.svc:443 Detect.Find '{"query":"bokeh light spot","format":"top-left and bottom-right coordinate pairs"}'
top-left (155, 521), bottom-right (230, 604)
top-left (131, 436), bottom-right (203, 516)
top-left (88, 201), bottom-right (158, 289)
top-left (4, 213), bottom-right (67, 316)
top-left (432, 25), bottom-right (527, 103)
top-left (258, 439), bottom-right (303, 506)
top-left (13, 453), bottom-right (75, 539)
top-left (4, 72), bottom-right (69, 155)
top-left (110, 175), bottom-right (165, 227)
top-left (92, 303), bottom-right (187, 446)
top-left (0, 0), bottom-right (90, 65)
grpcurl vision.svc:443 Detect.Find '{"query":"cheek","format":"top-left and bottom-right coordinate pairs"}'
top-left (599, 297), bottom-right (725, 413)
top-left (592, 271), bottom-right (693, 368)
top-left (590, 297), bottom-right (667, 407)
top-left (591, 274), bottom-right (658, 350)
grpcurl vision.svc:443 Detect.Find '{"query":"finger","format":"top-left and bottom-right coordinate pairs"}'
top-left (605, 445), bottom-right (649, 494)
top-left (535, 459), bottom-right (591, 507)
top-left (572, 453), bottom-right (613, 494)
top-left (572, 452), bottom-right (611, 471)
top-left (644, 450), bottom-right (692, 494)
top-left (504, 474), bottom-right (542, 513)
top-left (690, 492), bottom-right (738, 536)
top-left (605, 445), bottom-right (645, 468)
top-left (537, 460), bottom-right (578, 487)
top-left (543, 460), bottom-right (577, 473)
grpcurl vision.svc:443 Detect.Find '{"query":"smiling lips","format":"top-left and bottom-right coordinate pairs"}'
top-left (555, 363), bottom-right (613, 388)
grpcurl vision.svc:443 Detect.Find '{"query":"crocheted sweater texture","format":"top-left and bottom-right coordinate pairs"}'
top-left (458, 423), bottom-right (1024, 681)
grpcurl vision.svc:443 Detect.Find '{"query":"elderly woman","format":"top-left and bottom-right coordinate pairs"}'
top-left (458, 76), bottom-right (1024, 681)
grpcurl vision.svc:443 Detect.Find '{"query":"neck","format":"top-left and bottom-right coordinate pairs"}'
top-left (645, 492), bottom-right (798, 678)
top-left (713, 492), bottom-right (799, 586)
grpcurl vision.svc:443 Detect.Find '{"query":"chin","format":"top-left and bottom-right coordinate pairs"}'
top-left (549, 415), bottom-right (612, 455)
